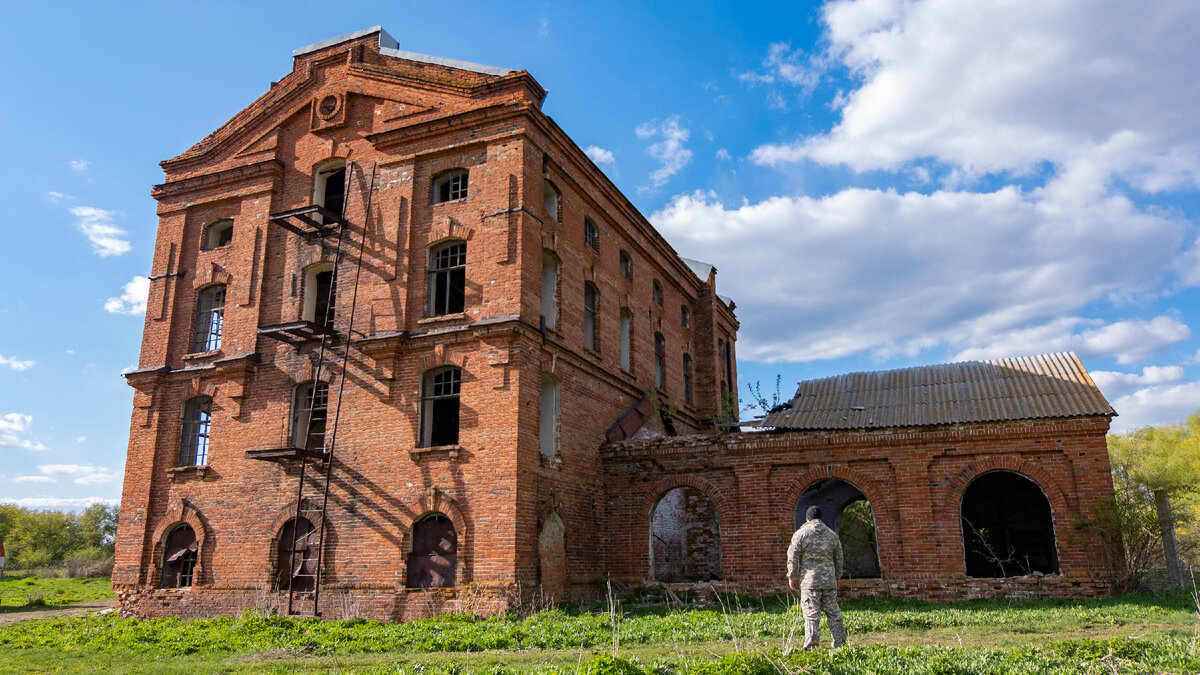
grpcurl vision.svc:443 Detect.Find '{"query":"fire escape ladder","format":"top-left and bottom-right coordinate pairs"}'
top-left (280, 161), bottom-right (379, 617)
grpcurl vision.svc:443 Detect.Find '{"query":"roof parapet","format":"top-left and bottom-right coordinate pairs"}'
top-left (293, 25), bottom-right (513, 77)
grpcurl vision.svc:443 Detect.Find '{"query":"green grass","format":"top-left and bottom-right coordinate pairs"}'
top-left (0, 573), bottom-right (114, 612)
top-left (0, 591), bottom-right (1197, 673)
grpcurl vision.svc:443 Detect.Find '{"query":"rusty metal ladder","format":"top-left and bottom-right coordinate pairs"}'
top-left (281, 160), bottom-right (378, 617)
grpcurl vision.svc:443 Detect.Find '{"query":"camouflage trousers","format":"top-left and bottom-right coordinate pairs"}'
top-left (801, 587), bottom-right (847, 649)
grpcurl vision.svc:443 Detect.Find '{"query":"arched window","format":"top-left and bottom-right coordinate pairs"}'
top-left (650, 487), bottom-right (722, 582)
top-left (795, 479), bottom-right (881, 578)
top-left (652, 279), bottom-right (663, 306)
top-left (302, 262), bottom-right (336, 332)
top-left (178, 396), bottom-right (212, 466)
top-left (543, 181), bottom-right (561, 221)
top-left (584, 217), bottom-right (599, 251)
top-left (654, 332), bottom-right (665, 389)
top-left (407, 513), bottom-right (457, 588)
top-left (680, 305), bottom-right (690, 329)
top-left (276, 517), bottom-right (318, 592)
top-left (619, 250), bottom-right (632, 279)
top-left (428, 241), bottom-right (466, 316)
top-left (291, 381), bottom-right (328, 450)
top-left (190, 284), bottom-right (225, 353)
top-left (432, 168), bottom-right (469, 204)
top-left (539, 373), bottom-right (560, 458)
top-left (540, 250), bottom-right (559, 331)
top-left (314, 160), bottom-right (346, 221)
top-left (619, 308), bottom-right (633, 371)
top-left (160, 524), bottom-right (198, 588)
top-left (961, 471), bottom-right (1059, 577)
top-left (203, 219), bottom-right (233, 250)
top-left (724, 337), bottom-right (734, 386)
top-left (421, 367), bottom-right (461, 447)
top-left (584, 282), bottom-right (599, 352)
top-left (683, 354), bottom-right (693, 405)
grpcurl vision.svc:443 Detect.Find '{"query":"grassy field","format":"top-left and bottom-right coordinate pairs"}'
top-left (0, 573), bottom-right (114, 612)
top-left (0, 588), bottom-right (1197, 673)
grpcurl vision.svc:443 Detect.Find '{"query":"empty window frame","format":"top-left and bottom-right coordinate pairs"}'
top-left (421, 367), bottom-right (461, 447)
top-left (619, 250), bottom-right (632, 280)
top-left (178, 396), bottom-right (212, 466)
top-left (724, 337), bottom-right (734, 387)
top-left (541, 250), bottom-right (559, 331)
top-left (191, 285), bottom-right (225, 353)
top-left (619, 308), bottom-right (633, 371)
top-left (276, 517), bottom-right (318, 593)
top-left (291, 381), bottom-right (328, 450)
top-left (654, 332), bottom-right (665, 389)
top-left (652, 279), bottom-right (663, 307)
top-left (160, 524), bottom-right (198, 588)
top-left (584, 217), bottom-right (599, 251)
top-left (432, 168), bottom-right (469, 204)
top-left (314, 161), bottom-right (347, 220)
top-left (543, 181), bottom-right (561, 221)
top-left (428, 241), bottom-right (466, 316)
top-left (681, 305), bottom-right (690, 329)
top-left (683, 354), bottom-right (693, 405)
top-left (302, 263), bottom-right (336, 331)
top-left (407, 513), bottom-right (457, 588)
top-left (584, 282), bottom-right (599, 352)
top-left (203, 219), bottom-right (233, 250)
top-left (539, 373), bottom-right (560, 458)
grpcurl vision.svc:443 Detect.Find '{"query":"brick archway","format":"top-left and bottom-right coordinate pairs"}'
top-left (779, 466), bottom-right (895, 578)
top-left (148, 499), bottom-right (210, 588)
top-left (636, 475), bottom-right (732, 582)
top-left (397, 487), bottom-right (469, 587)
top-left (264, 502), bottom-right (339, 589)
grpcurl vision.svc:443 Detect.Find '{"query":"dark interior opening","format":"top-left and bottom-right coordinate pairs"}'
top-left (961, 471), bottom-right (1059, 577)
top-left (407, 514), bottom-right (457, 588)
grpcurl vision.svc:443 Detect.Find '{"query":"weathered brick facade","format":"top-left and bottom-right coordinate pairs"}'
top-left (116, 28), bottom-right (1117, 620)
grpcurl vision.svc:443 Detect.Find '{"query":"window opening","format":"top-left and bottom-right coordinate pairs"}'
top-left (291, 381), bottom-right (328, 450)
top-left (317, 164), bottom-right (346, 219)
top-left (301, 263), bottom-right (337, 331)
top-left (203, 219), bottom-right (233, 250)
top-left (650, 486), bottom-right (722, 582)
top-left (433, 169), bottom-right (469, 204)
top-left (539, 373), bottom-right (560, 457)
top-left (178, 396), bottom-right (212, 466)
top-left (543, 181), bottom-right (561, 221)
top-left (584, 217), bottom-right (599, 251)
top-left (276, 518), bottom-right (318, 593)
top-left (619, 250), bottom-right (632, 279)
top-left (584, 282), bottom-right (599, 352)
top-left (724, 338), bottom-right (734, 386)
top-left (160, 525), bottom-right (198, 588)
top-left (652, 279), bottom-right (663, 306)
top-left (540, 251), bottom-right (559, 331)
top-left (681, 305), bottom-right (690, 329)
top-left (407, 514), bottom-right (457, 588)
top-left (683, 354), bottom-right (693, 405)
top-left (191, 285), bottom-right (225, 353)
top-left (619, 308), bottom-right (633, 371)
top-left (421, 368), bottom-right (461, 447)
top-left (794, 479), bottom-right (881, 579)
top-left (961, 471), bottom-right (1059, 577)
top-left (654, 332), bottom-right (665, 389)
top-left (428, 242), bottom-right (466, 316)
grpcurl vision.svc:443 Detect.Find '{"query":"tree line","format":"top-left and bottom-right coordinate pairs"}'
top-left (0, 503), bottom-right (118, 570)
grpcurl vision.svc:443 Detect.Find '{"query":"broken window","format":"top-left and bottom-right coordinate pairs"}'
top-left (539, 373), bottom-right (560, 458)
top-left (302, 263), bottom-right (336, 332)
top-left (203, 219), bottom-right (233, 250)
top-left (961, 471), bottom-right (1059, 577)
top-left (543, 181), bottom-right (561, 221)
top-left (276, 517), bottom-right (318, 593)
top-left (178, 396), bottom-right (212, 466)
top-left (428, 241), bottom-right (466, 316)
top-left (794, 479), bottom-right (880, 578)
top-left (683, 354), bottom-right (693, 406)
top-left (652, 279), bottom-right (663, 306)
top-left (619, 308), bottom-right (633, 371)
top-left (160, 524), bottom-right (198, 588)
top-left (421, 367), bottom-right (461, 447)
top-left (432, 168), bottom-right (469, 204)
top-left (584, 282), bottom-right (599, 352)
top-left (654, 332), bottom-right (665, 389)
top-left (190, 284), bottom-right (225, 353)
top-left (680, 305), bottom-right (690, 329)
top-left (540, 250), bottom-right (559, 331)
top-left (407, 513), bottom-right (457, 588)
top-left (584, 217), bottom-right (599, 251)
top-left (650, 487), bottom-right (722, 582)
top-left (291, 381), bottom-right (328, 450)
top-left (619, 250), bottom-right (632, 279)
top-left (314, 161), bottom-right (346, 221)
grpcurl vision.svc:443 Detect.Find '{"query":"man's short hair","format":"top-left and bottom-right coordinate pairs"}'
top-left (806, 506), bottom-right (822, 521)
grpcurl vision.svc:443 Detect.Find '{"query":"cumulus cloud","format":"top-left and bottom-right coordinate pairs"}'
top-left (1110, 380), bottom-right (1200, 434)
top-left (0, 354), bottom-right (34, 371)
top-left (71, 206), bottom-right (130, 257)
top-left (954, 316), bottom-right (1191, 365)
top-left (69, 159), bottom-right (90, 171)
top-left (650, 186), bottom-right (1187, 363)
top-left (0, 497), bottom-right (119, 510)
top-left (37, 463), bottom-right (117, 485)
top-left (584, 145), bottom-right (616, 167)
top-left (13, 475), bottom-right (55, 484)
top-left (1091, 366), bottom-right (1186, 401)
top-left (104, 276), bottom-right (150, 316)
top-left (0, 413), bottom-right (48, 451)
top-left (636, 115), bottom-right (692, 188)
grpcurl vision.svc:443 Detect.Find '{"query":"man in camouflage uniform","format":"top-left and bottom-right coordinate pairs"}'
top-left (787, 505), bottom-right (847, 649)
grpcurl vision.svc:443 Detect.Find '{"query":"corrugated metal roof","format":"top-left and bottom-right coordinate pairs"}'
top-left (760, 352), bottom-right (1115, 430)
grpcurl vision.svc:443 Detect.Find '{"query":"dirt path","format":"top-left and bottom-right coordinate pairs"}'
top-left (0, 598), bottom-right (118, 625)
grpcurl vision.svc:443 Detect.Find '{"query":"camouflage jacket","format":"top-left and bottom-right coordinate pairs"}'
top-left (786, 519), bottom-right (844, 589)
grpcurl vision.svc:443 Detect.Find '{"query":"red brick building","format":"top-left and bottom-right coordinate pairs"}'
top-left (115, 28), bottom-right (1117, 619)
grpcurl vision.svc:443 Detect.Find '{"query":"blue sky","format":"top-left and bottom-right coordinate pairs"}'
top-left (3, 1), bottom-right (1200, 509)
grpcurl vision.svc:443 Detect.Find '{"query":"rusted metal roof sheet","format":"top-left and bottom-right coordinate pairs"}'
top-left (760, 352), bottom-right (1115, 430)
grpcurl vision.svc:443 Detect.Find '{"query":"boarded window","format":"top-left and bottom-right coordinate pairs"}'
top-left (650, 487), bottom-right (722, 582)
top-left (178, 396), bottom-right (212, 466)
top-left (794, 478), bottom-right (881, 579)
top-left (291, 381), bottom-right (328, 450)
top-left (538, 510), bottom-right (567, 601)
top-left (539, 373), bottom-right (560, 457)
top-left (407, 514), bottom-right (457, 588)
top-left (428, 241), bottom-right (466, 316)
top-left (584, 282), bottom-right (599, 352)
top-left (160, 524), bottom-right (198, 588)
top-left (541, 251), bottom-right (559, 331)
top-left (619, 308), bottom-right (633, 371)
top-left (421, 368), bottom-right (461, 447)
top-left (961, 471), bottom-right (1059, 577)
top-left (432, 169), bottom-right (469, 203)
top-left (191, 285), bottom-right (225, 353)
top-left (276, 517), bottom-right (318, 593)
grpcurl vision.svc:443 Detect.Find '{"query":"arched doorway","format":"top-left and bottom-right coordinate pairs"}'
top-left (407, 513), bottom-right (457, 588)
top-left (794, 479), bottom-right (881, 578)
top-left (961, 471), bottom-right (1058, 577)
top-left (538, 509), bottom-right (567, 601)
top-left (650, 487), bottom-right (722, 582)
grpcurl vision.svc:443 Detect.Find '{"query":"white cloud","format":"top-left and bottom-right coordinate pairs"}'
top-left (1110, 380), bottom-right (1200, 434)
top-left (71, 206), bottom-right (130, 257)
top-left (13, 475), bottom-right (55, 484)
top-left (45, 191), bottom-right (72, 203)
top-left (69, 159), bottom-right (90, 171)
top-left (104, 276), bottom-right (150, 316)
top-left (0, 354), bottom-right (34, 371)
top-left (0, 497), bottom-right (119, 510)
top-left (76, 436), bottom-right (86, 444)
top-left (636, 115), bottom-right (693, 188)
top-left (1090, 366), bottom-right (1186, 401)
top-left (37, 463), bottom-right (117, 485)
top-left (716, 148), bottom-right (732, 161)
top-left (954, 316), bottom-right (1191, 366)
top-left (584, 145), bottom-right (616, 166)
top-left (739, 42), bottom-right (822, 95)
top-left (0, 413), bottom-right (48, 451)
top-left (650, 186), bottom-right (1187, 363)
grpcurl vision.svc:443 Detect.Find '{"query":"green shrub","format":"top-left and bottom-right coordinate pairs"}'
top-left (579, 653), bottom-right (647, 675)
